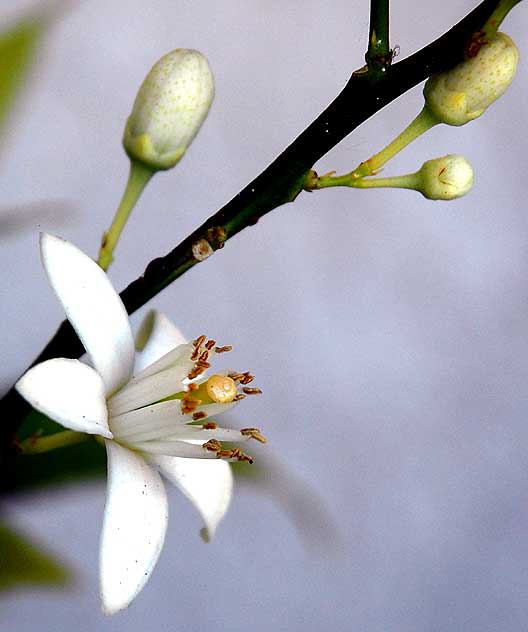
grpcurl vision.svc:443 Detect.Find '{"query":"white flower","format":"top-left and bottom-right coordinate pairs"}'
top-left (123, 49), bottom-right (215, 170)
top-left (16, 234), bottom-right (264, 614)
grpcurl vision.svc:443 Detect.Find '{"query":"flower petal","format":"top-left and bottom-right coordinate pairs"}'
top-left (100, 441), bottom-right (168, 615)
top-left (40, 233), bottom-right (135, 395)
top-left (135, 310), bottom-right (187, 372)
top-left (15, 358), bottom-right (112, 438)
top-left (147, 454), bottom-right (232, 541)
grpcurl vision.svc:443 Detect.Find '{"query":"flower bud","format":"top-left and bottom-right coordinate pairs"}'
top-left (417, 154), bottom-right (473, 200)
top-left (123, 49), bottom-right (214, 170)
top-left (423, 32), bottom-right (518, 126)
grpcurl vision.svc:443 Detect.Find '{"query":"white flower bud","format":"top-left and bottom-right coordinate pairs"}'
top-left (423, 32), bottom-right (518, 126)
top-left (418, 154), bottom-right (473, 200)
top-left (123, 49), bottom-right (214, 170)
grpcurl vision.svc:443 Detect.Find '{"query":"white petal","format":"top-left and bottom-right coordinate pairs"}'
top-left (15, 359), bottom-right (112, 438)
top-left (147, 454), bottom-right (233, 541)
top-left (40, 233), bottom-right (135, 395)
top-left (100, 441), bottom-right (168, 615)
top-left (135, 310), bottom-right (187, 372)
top-left (131, 343), bottom-right (194, 383)
top-left (107, 365), bottom-right (191, 417)
top-left (110, 399), bottom-right (237, 442)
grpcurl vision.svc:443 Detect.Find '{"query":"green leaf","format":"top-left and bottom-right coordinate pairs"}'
top-left (0, 15), bottom-right (43, 137)
top-left (0, 521), bottom-right (70, 590)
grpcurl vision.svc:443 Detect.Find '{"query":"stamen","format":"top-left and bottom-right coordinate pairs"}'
top-left (241, 374), bottom-right (254, 385)
top-left (193, 335), bottom-right (206, 348)
top-left (187, 361), bottom-right (211, 380)
top-left (203, 439), bottom-right (222, 453)
top-left (217, 448), bottom-right (254, 464)
top-left (204, 339), bottom-right (216, 350)
top-left (234, 394), bottom-right (246, 401)
top-left (242, 387), bottom-right (262, 395)
top-left (187, 383), bottom-right (199, 392)
top-left (202, 421), bottom-right (218, 429)
top-left (228, 372), bottom-right (245, 382)
top-left (202, 439), bottom-right (253, 463)
top-left (215, 345), bottom-right (232, 353)
top-left (181, 395), bottom-right (201, 414)
top-left (192, 411), bottom-right (207, 421)
top-left (199, 350), bottom-right (209, 362)
top-left (241, 427), bottom-right (267, 443)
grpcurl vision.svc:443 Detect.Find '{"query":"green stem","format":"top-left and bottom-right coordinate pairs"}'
top-left (352, 105), bottom-right (439, 178)
top-left (315, 170), bottom-right (420, 191)
top-left (482, 0), bottom-right (523, 38)
top-left (97, 159), bottom-right (155, 270)
top-left (366, 0), bottom-right (391, 75)
top-left (18, 430), bottom-right (89, 455)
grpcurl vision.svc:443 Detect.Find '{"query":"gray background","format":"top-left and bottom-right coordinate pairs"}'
top-left (2, 1), bottom-right (528, 630)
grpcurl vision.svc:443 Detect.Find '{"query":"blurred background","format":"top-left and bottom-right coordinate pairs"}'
top-left (2, 1), bottom-right (528, 630)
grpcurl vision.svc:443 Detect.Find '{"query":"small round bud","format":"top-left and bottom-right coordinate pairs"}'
top-left (123, 49), bottom-right (214, 170)
top-left (418, 154), bottom-right (473, 200)
top-left (424, 32), bottom-right (519, 126)
top-left (206, 375), bottom-right (237, 404)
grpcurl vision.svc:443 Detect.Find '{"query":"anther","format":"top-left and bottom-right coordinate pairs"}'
top-left (202, 421), bottom-right (217, 429)
top-left (193, 411), bottom-right (207, 421)
top-left (242, 387), bottom-right (262, 395)
top-left (239, 372), bottom-right (254, 385)
top-left (199, 350), bottom-right (209, 362)
top-left (241, 427), bottom-right (267, 443)
top-left (193, 335), bottom-right (206, 348)
top-left (215, 345), bottom-right (232, 354)
top-left (205, 339), bottom-right (216, 350)
top-left (234, 394), bottom-right (246, 401)
top-left (181, 395), bottom-right (201, 414)
top-left (203, 439), bottom-right (222, 452)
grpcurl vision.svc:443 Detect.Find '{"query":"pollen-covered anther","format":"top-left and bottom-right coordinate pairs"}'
top-left (217, 447), bottom-right (254, 464)
top-left (206, 374), bottom-right (237, 403)
top-left (202, 421), bottom-right (217, 429)
top-left (215, 345), bottom-right (232, 353)
top-left (187, 360), bottom-right (211, 380)
top-left (228, 371), bottom-right (254, 384)
top-left (193, 334), bottom-right (206, 346)
top-left (203, 439), bottom-right (222, 453)
top-left (241, 427), bottom-right (267, 443)
top-left (192, 411), bottom-right (207, 421)
top-left (234, 394), bottom-right (246, 401)
top-left (239, 372), bottom-right (255, 385)
top-left (181, 395), bottom-right (201, 414)
top-left (204, 339), bottom-right (216, 350)
top-left (242, 387), bottom-right (262, 395)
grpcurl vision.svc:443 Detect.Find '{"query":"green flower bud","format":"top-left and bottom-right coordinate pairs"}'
top-left (418, 154), bottom-right (473, 200)
top-left (123, 49), bottom-right (214, 170)
top-left (423, 32), bottom-right (519, 126)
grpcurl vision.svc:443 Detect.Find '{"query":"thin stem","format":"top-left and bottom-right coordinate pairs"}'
top-left (314, 170), bottom-right (420, 191)
top-left (18, 430), bottom-right (89, 455)
top-left (97, 160), bottom-right (155, 270)
top-left (367, 0), bottom-right (391, 75)
top-left (0, 0), bottom-right (514, 465)
top-left (482, 0), bottom-right (523, 39)
top-left (352, 106), bottom-right (439, 178)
